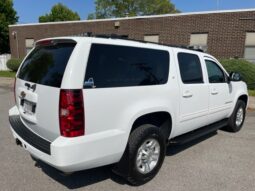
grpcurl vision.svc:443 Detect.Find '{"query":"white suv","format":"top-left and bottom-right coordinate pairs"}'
top-left (9, 37), bottom-right (248, 185)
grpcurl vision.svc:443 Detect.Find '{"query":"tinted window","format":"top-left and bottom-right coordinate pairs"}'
top-left (18, 42), bottom-right (76, 88)
top-left (206, 60), bottom-right (226, 83)
top-left (84, 44), bottom-right (169, 88)
top-left (178, 53), bottom-right (203, 84)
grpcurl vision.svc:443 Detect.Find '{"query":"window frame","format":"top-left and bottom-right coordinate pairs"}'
top-left (177, 52), bottom-right (204, 84)
top-left (244, 32), bottom-right (255, 63)
top-left (244, 46), bottom-right (255, 63)
top-left (204, 59), bottom-right (229, 84)
top-left (190, 33), bottom-right (208, 52)
top-left (25, 38), bottom-right (35, 54)
top-left (144, 34), bottom-right (159, 43)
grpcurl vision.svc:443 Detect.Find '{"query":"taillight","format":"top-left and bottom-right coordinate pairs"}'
top-left (13, 77), bottom-right (16, 104)
top-left (59, 89), bottom-right (85, 137)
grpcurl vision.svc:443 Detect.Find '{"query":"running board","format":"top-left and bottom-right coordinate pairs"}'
top-left (169, 119), bottom-right (228, 145)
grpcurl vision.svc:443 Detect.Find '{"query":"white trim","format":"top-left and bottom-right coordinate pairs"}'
top-left (9, 8), bottom-right (255, 28)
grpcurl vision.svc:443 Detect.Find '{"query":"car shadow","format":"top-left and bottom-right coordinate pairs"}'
top-left (34, 131), bottom-right (218, 189)
top-left (34, 160), bottom-right (127, 189)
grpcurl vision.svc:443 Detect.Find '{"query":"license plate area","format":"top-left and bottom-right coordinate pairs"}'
top-left (21, 99), bottom-right (36, 114)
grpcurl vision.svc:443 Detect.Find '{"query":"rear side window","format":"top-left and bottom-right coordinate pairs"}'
top-left (178, 52), bottom-right (203, 84)
top-left (84, 44), bottom-right (169, 88)
top-left (18, 41), bottom-right (76, 88)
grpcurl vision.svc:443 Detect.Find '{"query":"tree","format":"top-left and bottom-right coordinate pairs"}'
top-left (0, 0), bottom-right (18, 53)
top-left (39, 3), bottom-right (80, 23)
top-left (88, 0), bottom-right (180, 19)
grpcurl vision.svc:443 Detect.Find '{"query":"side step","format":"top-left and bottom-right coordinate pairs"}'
top-left (169, 119), bottom-right (228, 145)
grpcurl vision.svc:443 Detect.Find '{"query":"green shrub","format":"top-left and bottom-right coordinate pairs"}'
top-left (0, 71), bottom-right (16, 78)
top-left (249, 90), bottom-right (255, 97)
top-left (6, 58), bottom-right (23, 72)
top-left (220, 59), bottom-right (255, 90)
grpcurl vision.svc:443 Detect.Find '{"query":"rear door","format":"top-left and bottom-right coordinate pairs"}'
top-left (204, 58), bottom-right (233, 123)
top-left (15, 39), bottom-right (76, 141)
top-left (83, 43), bottom-right (170, 136)
top-left (174, 50), bottom-right (209, 135)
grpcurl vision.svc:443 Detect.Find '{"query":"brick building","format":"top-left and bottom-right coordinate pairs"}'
top-left (9, 9), bottom-right (255, 62)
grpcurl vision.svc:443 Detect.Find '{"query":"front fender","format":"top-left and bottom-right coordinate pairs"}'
top-left (229, 82), bottom-right (248, 117)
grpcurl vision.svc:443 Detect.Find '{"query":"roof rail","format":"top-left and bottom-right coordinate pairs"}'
top-left (94, 34), bottom-right (128, 39)
top-left (85, 33), bottom-right (205, 52)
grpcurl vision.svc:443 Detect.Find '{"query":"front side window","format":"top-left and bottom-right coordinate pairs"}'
top-left (84, 44), bottom-right (170, 88)
top-left (178, 52), bottom-right (204, 84)
top-left (205, 60), bottom-right (226, 83)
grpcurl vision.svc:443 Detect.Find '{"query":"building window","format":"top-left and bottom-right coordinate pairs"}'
top-left (25, 39), bottom-right (34, 54)
top-left (190, 33), bottom-right (208, 52)
top-left (244, 32), bottom-right (255, 63)
top-left (144, 35), bottom-right (159, 43)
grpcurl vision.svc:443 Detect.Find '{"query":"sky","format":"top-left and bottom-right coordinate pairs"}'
top-left (13, 0), bottom-right (255, 24)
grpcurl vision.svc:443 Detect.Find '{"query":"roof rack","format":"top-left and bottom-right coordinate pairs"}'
top-left (84, 33), bottom-right (205, 52)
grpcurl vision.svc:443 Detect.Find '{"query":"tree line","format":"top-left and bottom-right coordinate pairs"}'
top-left (0, 0), bottom-right (179, 53)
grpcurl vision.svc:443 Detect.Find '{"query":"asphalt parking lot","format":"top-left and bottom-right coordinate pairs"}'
top-left (0, 80), bottom-right (255, 191)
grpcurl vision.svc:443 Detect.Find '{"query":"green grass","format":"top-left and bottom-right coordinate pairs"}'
top-left (0, 71), bottom-right (16, 78)
top-left (249, 90), bottom-right (255, 97)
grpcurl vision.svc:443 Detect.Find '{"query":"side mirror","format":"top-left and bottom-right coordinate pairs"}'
top-left (229, 72), bottom-right (242, 82)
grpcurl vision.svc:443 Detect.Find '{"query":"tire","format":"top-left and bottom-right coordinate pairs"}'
top-left (113, 124), bottom-right (166, 186)
top-left (225, 100), bottom-right (246, 132)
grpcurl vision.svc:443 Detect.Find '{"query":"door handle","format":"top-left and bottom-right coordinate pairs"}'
top-left (211, 89), bottom-right (218, 95)
top-left (183, 91), bottom-right (193, 98)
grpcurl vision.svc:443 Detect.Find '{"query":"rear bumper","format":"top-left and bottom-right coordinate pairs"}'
top-left (9, 106), bottom-right (127, 172)
top-left (9, 115), bottom-right (51, 155)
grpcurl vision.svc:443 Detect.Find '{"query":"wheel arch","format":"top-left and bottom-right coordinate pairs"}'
top-left (130, 111), bottom-right (172, 141)
top-left (238, 94), bottom-right (248, 108)
top-left (230, 92), bottom-right (249, 117)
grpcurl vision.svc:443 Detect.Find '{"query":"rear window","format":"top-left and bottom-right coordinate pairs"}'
top-left (18, 41), bottom-right (76, 88)
top-left (84, 44), bottom-right (169, 88)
